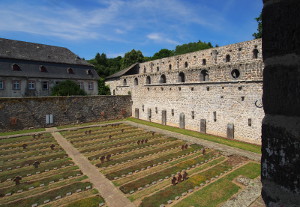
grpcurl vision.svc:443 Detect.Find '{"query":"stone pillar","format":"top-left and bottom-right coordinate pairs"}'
top-left (262, 0), bottom-right (300, 206)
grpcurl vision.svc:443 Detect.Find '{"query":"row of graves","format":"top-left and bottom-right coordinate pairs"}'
top-left (62, 123), bottom-right (261, 207)
top-left (0, 133), bottom-right (105, 207)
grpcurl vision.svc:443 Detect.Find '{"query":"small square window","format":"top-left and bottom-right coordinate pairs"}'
top-left (42, 81), bottom-right (49, 90)
top-left (28, 81), bottom-right (35, 90)
top-left (12, 80), bottom-right (21, 90)
top-left (0, 80), bottom-right (4, 90)
top-left (88, 82), bottom-right (94, 90)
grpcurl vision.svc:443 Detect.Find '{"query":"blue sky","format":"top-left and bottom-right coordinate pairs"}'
top-left (0, 0), bottom-right (262, 59)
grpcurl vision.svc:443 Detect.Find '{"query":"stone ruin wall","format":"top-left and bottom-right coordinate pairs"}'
top-left (106, 39), bottom-right (264, 144)
top-left (0, 95), bottom-right (132, 132)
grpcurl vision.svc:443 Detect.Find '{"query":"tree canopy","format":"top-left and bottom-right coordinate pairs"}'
top-left (253, 13), bottom-right (262, 39)
top-left (121, 49), bottom-right (144, 69)
top-left (51, 80), bottom-right (86, 96)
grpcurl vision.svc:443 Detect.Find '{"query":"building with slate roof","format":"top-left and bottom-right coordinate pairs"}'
top-left (0, 38), bottom-right (99, 97)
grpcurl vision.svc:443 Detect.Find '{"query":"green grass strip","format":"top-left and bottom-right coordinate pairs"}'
top-left (173, 162), bottom-right (261, 207)
top-left (65, 195), bottom-right (105, 207)
top-left (57, 119), bottom-right (125, 129)
top-left (126, 117), bottom-right (261, 154)
top-left (0, 128), bottom-right (45, 136)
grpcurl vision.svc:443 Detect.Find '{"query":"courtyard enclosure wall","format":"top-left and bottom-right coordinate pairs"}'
top-left (106, 39), bottom-right (264, 144)
top-left (0, 95), bottom-right (132, 132)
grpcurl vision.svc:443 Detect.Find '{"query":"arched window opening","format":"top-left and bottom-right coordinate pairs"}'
top-left (184, 62), bottom-right (188, 68)
top-left (160, 74), bottom-right (166, 83)
top-left (146, 76), bottom-right (151, 84)
top-left (253, 49), bottom-right (259, 59)
top-left (40, 65), bottom-right (47, 72)
top-left (12, 64), bottom-right (21, 71)
top-left (67, 68), bottom-right (74, 74)
top-left (134, 78), bottom-right (138, 86)
top-left (144, 66), bottom-right (146, 73)
top-left (123, 79), bottom-right (127, 86)
top-left (225, 54), bottom-right (231, 62)
top-left (169, 64), bottom-right (172, 70)
top-left (178, 72), bottom-right (185, 83)
top-left (200, 70), bottom-right (209, 81)
top-left (157, 67), bottom-right (159, 72)
top-left (231, 69), bottom-right (240, 79)
top-left (202, 59), bottom-right (206, 65)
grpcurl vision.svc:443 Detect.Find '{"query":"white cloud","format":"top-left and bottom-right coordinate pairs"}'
top-left (147, 33), bottom-right (179, 45)
top-left (0, 0), bottom-right (227, 42)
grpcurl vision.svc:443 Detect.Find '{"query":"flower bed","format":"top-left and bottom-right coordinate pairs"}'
top-left (140, 160), bottom-right (237, 207)
top-left (95, 141), bottom-right (183, 168)
top-left (120, 151), bottom-right (217, 193)
top-left (3, 182), bottom-right (93, 207)
top-left (106, 144), bottom-right (203, 180)
top-left (0, 159), bottom-right (74, 182)
top-left (0, 170), bottom-right (83, 197)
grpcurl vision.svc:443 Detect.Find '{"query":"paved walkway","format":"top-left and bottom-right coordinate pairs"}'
top-left (124, 121), bottom-right (261, 162)
top-left (49, 128), bottom-right (135, 207)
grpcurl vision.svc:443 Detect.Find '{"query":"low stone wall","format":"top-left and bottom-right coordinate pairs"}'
top-left (0, 95), bottom-right (132, 132)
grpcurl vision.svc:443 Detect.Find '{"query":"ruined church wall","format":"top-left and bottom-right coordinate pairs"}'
top-left (105, 39), bottom-right (264, 144)
top-left (0, 95), bottom-right (132, 132)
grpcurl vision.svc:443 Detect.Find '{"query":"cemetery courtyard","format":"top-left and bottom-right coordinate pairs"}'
top-left (0, 119), bottom-right (263, 207)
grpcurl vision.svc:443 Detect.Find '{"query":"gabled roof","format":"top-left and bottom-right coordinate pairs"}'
top-left (106, 63), bottom-right (139, 80)
top-left (0, 38), bottom-right (91, 66)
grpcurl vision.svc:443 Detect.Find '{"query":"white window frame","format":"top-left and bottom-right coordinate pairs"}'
top-left (88, 82), bottom-right (94, 90)
top-left (78, 82), bottom-right (84, 90)
top-left (12, 80), bottom-right (21, 90)
top-left (28, 81), bottom-right (35, 90)
top-left (0, 80), bottom-right (4, 90)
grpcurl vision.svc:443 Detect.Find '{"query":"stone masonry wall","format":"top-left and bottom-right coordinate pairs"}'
top-left (106, 39), bottom-right (264, 144)
top-left (0, 95), bottom-right (132, 132)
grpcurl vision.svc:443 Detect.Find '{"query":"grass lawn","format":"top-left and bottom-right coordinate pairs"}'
top-left (0, 128), bottom-right (45, 136)
top-left (57, 119), bottom-right (125, 129)
top-left (173, 162), bottom-right (261, 207)
top-left (126, 117), bottom-right (261, 154)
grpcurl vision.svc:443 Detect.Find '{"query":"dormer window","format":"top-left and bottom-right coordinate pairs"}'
top-left (40, 65), bottom-right (47, 72)
top-left (67, 68), bottom-right (74, 74)
top-left (12, 64), bottom-right (21, 71)
top-left (86, 69), bottom-right (93, 75)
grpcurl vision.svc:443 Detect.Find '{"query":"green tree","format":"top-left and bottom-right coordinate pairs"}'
top-left (253, 13), bottom-right (262, 39)
top-left (51, 80), bottom-right (86, 96)
top-left (174, 41), bottom-right (213, 56)
top-left (98, 78), bottom-right (111, 95)
top-left (121, 49), bottom-right (144, 69)
top-left (152, 49), bottom-right (174, 60)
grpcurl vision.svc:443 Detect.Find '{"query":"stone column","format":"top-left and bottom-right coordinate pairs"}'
top-left (262, 0), bottom-right (300, 206)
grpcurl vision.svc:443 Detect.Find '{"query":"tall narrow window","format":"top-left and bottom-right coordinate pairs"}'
top-left (78, 82), bottom-right (84, 90)
top-left (28, 81), bottom-right (35, 90)
top-left (202, 59), bottom-right (206, 65)
top-left (12, 80), bottom-right (21, 90)
top-left (144, 67), bottom-right (147, 73)
top-left (213, 111), bottom-right (217, 122)
top-left (134, 78), bottom-right (138, 86)
top-left (169, 64), bottom-right (172, 70)
top-left (225, 55), bottom-right (231, 62)
top-left (42, 81), bottom-right (49, 90)
top-left (253, 49), bottom-right (259, 59)
top-left (0, 80), bottom-right (4, 90)
top-left (146, 76), bottom-right (151, 84)
top-left (178, 72), bottom-right (185, 83)
top-left (123, 79), bottom-right (127, 86)
top-left (248, 118), bottom-right (252, 126)
top-left (157, 67), bottom-right (160, 72)
top-left (184, 62), bottom-right (188, 68)
top-left (88, 82), bottom-right (94, 90)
